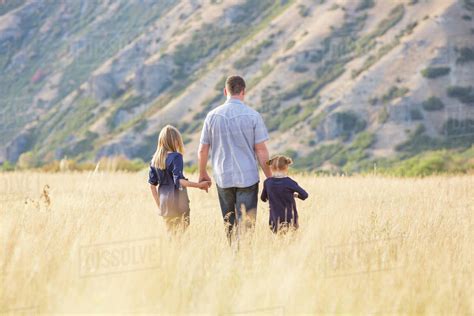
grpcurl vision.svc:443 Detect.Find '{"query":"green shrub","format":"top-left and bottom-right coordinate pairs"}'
top-left (464, 0), bottom-right (474, 11)
top-left (0, 0), bottom-right (25, 15)
top-left (379, 148), bottom-right (474, 176)
top-left (376, 4), bottom-right (405, 36)
top-left (370, 97), bottom-right (378, 106)
top-left (286, 40), bottom-right (296, 51)
top-left (395, 125), bottom-right (441, 154)
top-left (187, 120), bottom-right (203, 134)
top-left (107, 95), bottom-right (145, 130)
top-left (293, 65), bottom-right (309, 73)
top-left (353, 18), bottom-right (418, 78)
top-left (1, 161), bottom-right (15, 172)
top-left (402, 21), bottom-right (418, 35)
top-left (214, 76), bottom-right (227, 91)
top-left (37, 96), bottom-right (98, 152)
top-left (356, 0), bottom-right (375, 11)
top-left (410, 109), bottom-right (423, 121)
top-left (310, 112), bottom-right (326, 130)
top-left (381, 86), bottom-right (409, 103)
top-left (351, 132), bottom-right (376, 149)
top-left (233, 56), bottom-right (258, 68)
top-left (293, 143), bottom-right (344, 169)
top-left (280, 81), bottom-right (312, 101)
top-left (133, 120), bottom-right (148, 133)
top-left (335, 111), bottom-right (366, 140)
top-left (355, 4), bottom-right (404, 54)
top-left (233, 39), bottom-right (273, 69)
top-left (378, 107), bottom-right (389, 123)
top-left (298, 4), bottom-right (310, 17)
top-left (173, 0), bottom-right (277, 71)
top-left (385, 152), bottom-right (446, 176)
top-left (422, 96), bottom-right (444, 111)
top-left (447, 86), bottom-right (474, 105)
top-left (303, 64), bottom-right (345, 100)
top-left (283, 149), bottom-right (298, 160)
top-left (300, 99), bottom-right (320, 121)
top-left (421, 67), bottom-right (450, 78)
top-left (295, 132), bottom-right (374, 171)
top-left (456, 47), bottom-right (474, 64)
top-left (121, 95), bottom-right (144, 111)
top-left (267, 105), bottom-right (302, 132)
top-left (62, 131), bottom-right (98, 157)
top-left (443, 119), bottom-right (474, 138)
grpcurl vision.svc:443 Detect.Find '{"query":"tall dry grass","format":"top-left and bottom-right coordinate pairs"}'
top-left (1, 171), bottom-right (472, 314)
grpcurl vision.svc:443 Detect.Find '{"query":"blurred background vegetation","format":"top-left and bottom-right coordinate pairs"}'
top-left (0, 0), bottom-right (473, 176)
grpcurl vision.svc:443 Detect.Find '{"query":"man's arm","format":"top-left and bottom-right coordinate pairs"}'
top-left (254, 141), bottom-right (272, 178)
top-left (198, 143), bottom-right (212, 184)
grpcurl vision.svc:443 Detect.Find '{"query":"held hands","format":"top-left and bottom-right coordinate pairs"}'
top-left (199, 172), bottom-right (212, 193)
top-left (197, 180), bottom-right (211, 192)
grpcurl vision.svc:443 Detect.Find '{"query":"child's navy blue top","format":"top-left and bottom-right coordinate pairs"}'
top-left (148, 152), bottom-right (189, 217)
top-left (261, 176), bottom-right (308, 232)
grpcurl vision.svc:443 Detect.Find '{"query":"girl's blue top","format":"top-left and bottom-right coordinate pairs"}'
top-left (261, 176), bottom-right (308, 232)
top-left (148, 152), bottom-right (189, 217)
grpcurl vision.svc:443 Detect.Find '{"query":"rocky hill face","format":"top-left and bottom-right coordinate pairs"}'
top-left (1, 0), bottom-right (473, 171)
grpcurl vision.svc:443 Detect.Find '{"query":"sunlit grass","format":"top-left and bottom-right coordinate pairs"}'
top-left (1, 172), bottom-right (472, 314)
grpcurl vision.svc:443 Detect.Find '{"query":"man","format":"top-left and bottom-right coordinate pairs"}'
top-left (198, 75), bottom-right (272, 240)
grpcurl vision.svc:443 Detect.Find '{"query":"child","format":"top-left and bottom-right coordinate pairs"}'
top-left (148, 125), bottom-right (210, 231)
top-left (261, 155), bottom-right (308, 233)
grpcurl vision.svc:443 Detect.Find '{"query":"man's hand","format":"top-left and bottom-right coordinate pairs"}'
top-left (197, 180), bottom-right (211, 192)
top-left (255, 141), bottom-right (272, 178)
top-left (199, 172), bottom-right (212, 183)
top-left (199, 172), bottom-right (212, 192)
top-left (198, 143), bottom-right (212, 189)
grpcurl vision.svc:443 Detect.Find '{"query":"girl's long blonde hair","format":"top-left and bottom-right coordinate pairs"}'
top-left (152, 125), bottom-right (184, 170)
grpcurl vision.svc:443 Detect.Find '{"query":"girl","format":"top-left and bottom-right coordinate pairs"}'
top-left (261, 155), bottom-right (308, 233)
top-left (148, 125), bottom-right (210, 231)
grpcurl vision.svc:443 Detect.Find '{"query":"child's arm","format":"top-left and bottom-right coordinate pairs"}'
top-left (260, 181), bottom-right (268, 202)
top-left (149, 184), bottom-right (160, 209)
top-left (179, 179), bottom-right (211, 190)
top-left (171, 154), bottom-right (209, 191)
top-left (292, 181), bottom-right (308, 200)
top-left (148, 166), bottom-right (160, 209)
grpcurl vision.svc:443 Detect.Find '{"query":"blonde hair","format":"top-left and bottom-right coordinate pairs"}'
top-left (152, 125), bottom-right (184, 169)
top-left (266, 155), bottom-right (293, 171)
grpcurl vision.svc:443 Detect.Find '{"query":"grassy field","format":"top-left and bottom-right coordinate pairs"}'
top-left (1, 171), bottom-right (473, 314)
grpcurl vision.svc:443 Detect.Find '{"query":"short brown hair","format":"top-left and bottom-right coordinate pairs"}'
top-left (266, 155), bottom-right (293, 171)
top-left (225, 75), bottom-right (246, 96)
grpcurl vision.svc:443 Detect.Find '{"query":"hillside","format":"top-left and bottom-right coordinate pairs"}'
top-left (1, 0), bottom-right (473, 172)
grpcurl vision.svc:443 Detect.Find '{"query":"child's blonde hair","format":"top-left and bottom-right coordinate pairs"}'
top-left (152, 125), bottom-right (184, 169)
top-left (266, 155), bottom-right (293, 171)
